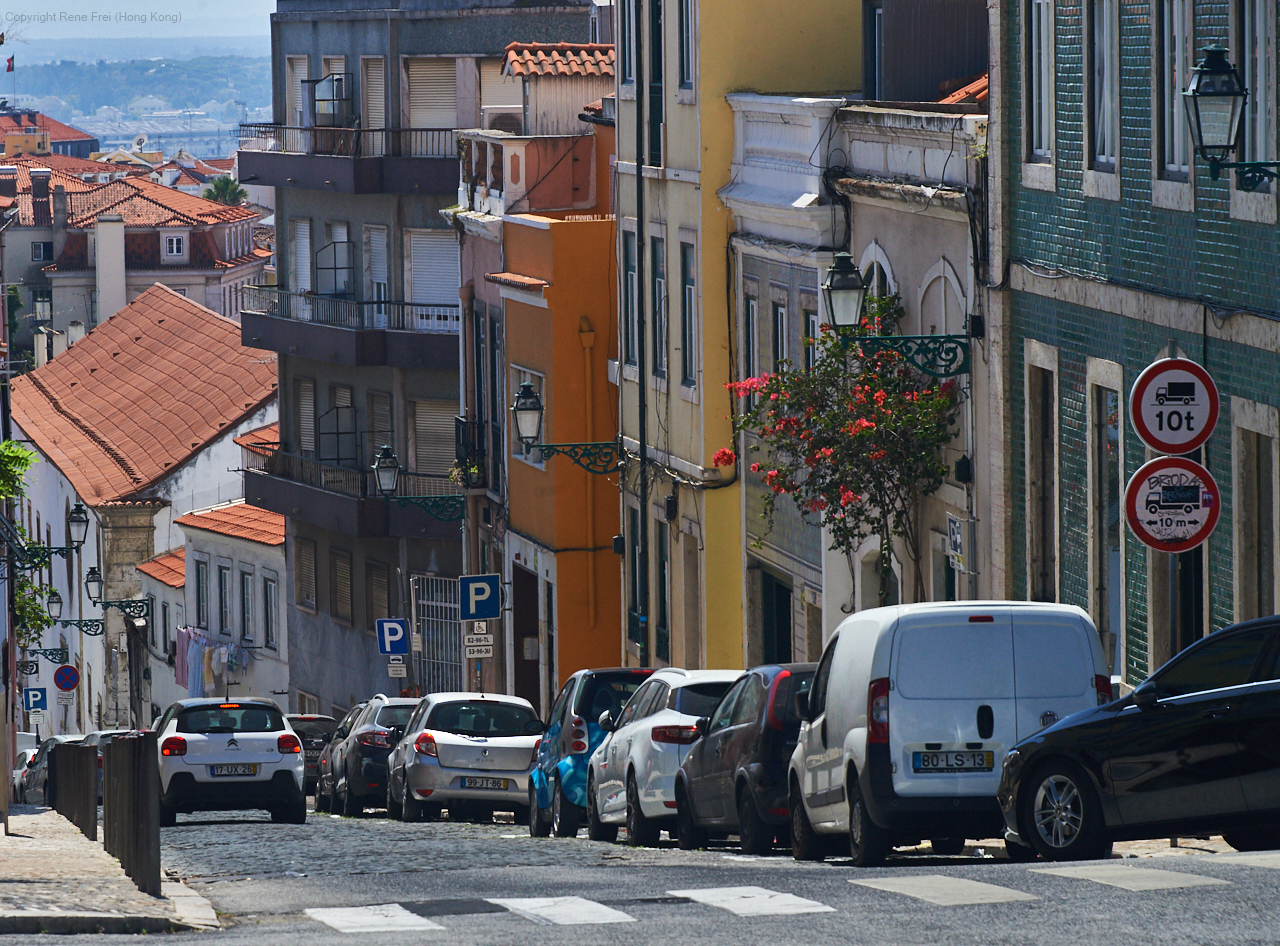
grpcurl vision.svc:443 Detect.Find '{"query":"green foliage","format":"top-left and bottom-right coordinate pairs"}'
top-left (6, 285), bottom-right (20, 346)
top-left (21, 57), bottom-right (270, 115)
top-left (0, 441), bottom-right (36, 499)
top-left (725, 295), bottom-right (963, 604)
top-left (203, 176), bottom-right (248, 206)
top-left (7, 524), bottom-right (54, 650)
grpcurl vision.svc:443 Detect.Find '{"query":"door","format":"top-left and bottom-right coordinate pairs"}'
top-left (1012, 611), bottom-right (1096, 741)
top-left (287, 56), bottom-right (308, 127)
top-left (695, 678), bottom-right (746, 821)
top-left (889, 607), bottom-right (1016, 798)
top-left (512, 565), bottom-right (539, 708)
top-left (1109, 626), bottom-right (1267, 825)
top-left (800, 638), bottom-right (843, 822)
top-left (761, 572), bottom-right (792, 665)
top-left (1237, 631), bottom-right (1280, 812)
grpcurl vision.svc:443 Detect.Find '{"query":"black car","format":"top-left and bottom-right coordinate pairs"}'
top-left (999, 616), bottom-right (1280, 861)
top-left (316, 703), bottom-right (365, 813)
top-left (327, 695), bottom-right (418, 816)
top-left (287, 714), bottom-right (337, 795)
top-left (675, 663), bottom-right (816, 854)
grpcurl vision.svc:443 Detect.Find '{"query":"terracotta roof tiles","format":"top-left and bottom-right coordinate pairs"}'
top-left (175, 501), bottom-right (285, 546)
top-left (0, 112), bottom-right (95, 142)
top-left (939, 74), bottom-right (989, 105)
top-left (234, 422), bottom-right (279, 454)
top-left (137, 546), bottom-right (185, 588)
top-left (484, 271), bottom-right (550, 291)
top-left (503, 43), bottom-right (614, 78)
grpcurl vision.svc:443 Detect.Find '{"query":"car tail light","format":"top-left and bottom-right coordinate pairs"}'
top-left (161, 736), bottom-right (186, 757)
top-left (358, 730), bottom-right (393, 749)
top-left (569, 716), bottom-right (588, 753)
top-left (277, 733), bottom-right (302, 754)
top-left (97, 756), bottom-right (103, 769)
top-left (414, 788), bottom-right (434, 799)
top-left (651, 725), bottom-right (700, 745)
top-left (867, 678), bottom-right (890, 744)
top-left (1095, 675), bottom-right (1113, 705)
top-left (414, 732), bottom-right (438, 757)
top-left (766, 669), bottom-right (792, 730)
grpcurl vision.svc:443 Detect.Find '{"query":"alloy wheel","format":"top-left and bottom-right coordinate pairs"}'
top-left (1033, 774), bottom-right (1084, 849)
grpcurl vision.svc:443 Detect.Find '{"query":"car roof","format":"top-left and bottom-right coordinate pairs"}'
top-left (287, 714), bottom-right (337, 722)
top-left (423, 692), bottom-right (536, 708)
top-left (173, 697), bottom-right (283, 708)
top-left (650, 668), bottom-right (743, 686)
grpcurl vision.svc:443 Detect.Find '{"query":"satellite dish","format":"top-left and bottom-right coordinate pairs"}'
top-left (132, 133), bottom-right (148, 152)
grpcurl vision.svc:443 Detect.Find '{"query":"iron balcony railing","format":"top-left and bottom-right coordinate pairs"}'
top-left (242, 285), bottom-right (459, 334)
top-left (249, 448), bottom-right (463, 502)
top-left (238, 124), bottom-right (456, 159)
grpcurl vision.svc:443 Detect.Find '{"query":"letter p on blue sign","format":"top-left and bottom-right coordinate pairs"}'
top-left (376, 618), bottom-right (410, 655)
top-left (460, 574), bottom-right (502, 621)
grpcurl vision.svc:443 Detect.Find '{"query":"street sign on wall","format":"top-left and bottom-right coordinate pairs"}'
top-left (1129, 357), bottom-right (1220, 455)
top-left (1124, 456), bottom-right (1221, 553)
top-left (54, 665), bottom-right (79, 691)
top-left (459, 575), bottom-right (501, 621)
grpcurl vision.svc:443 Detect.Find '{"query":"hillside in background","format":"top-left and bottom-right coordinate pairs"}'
top-left (18, 35), bottom-right (271, 64)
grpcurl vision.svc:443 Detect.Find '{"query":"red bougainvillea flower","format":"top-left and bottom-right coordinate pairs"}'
top-left (712, 448), bottom-right (736, 467)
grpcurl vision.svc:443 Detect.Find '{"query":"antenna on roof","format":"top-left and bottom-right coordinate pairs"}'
top-left (132, 132), bottom-right (148, 152)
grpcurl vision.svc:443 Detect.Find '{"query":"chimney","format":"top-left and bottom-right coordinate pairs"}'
top-left (49, 330), bottom-right (67, 360)
top-left (0, 166), bottom-right (16, 198)
top-left (67, 320), bottom-right (85, 345)
top-left (52, 184), bottom-right (67, 259)
top-left (29, 166), bottom-right (50, 201)
top-left (95, 214), bottom-right (126, 321)
top-left (32, 327), bottom-right (47, 368)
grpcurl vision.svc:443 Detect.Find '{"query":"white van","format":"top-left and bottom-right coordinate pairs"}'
top-left (788, 601), bottom-right (1110, 865)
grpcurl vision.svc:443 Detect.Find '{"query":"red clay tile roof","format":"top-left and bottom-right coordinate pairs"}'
top-left (0, 112), bottom-right (95, 142)
top-left (484, 271), bottom-right (550, 290)
top-left (939, 74), bottom-right (989, 105)
top-left (10, 153), bottom-right (125, 184)
top-left (175, 501), bottom-right (285, 546)
top-left (203, 158), bottom-right (236, 172)
top-left (149, 158), bottom-right (232, 188)
top-left (234, 422), bottom-right (279, 454)
top-left (10, 283), bottom-right (278, 506)
top-left (137, 546), bottom-right (185, 588)
top-left (64, 177), bottom-right (257, 229)
top-left (503, 43), bottom-right (614, 78)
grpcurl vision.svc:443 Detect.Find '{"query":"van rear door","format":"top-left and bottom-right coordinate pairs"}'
top-left (1012, 610), bottom-right (1098, 742)
top-left (890, 607), bottom-right (1016, 798)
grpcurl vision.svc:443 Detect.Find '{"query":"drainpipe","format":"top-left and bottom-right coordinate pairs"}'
top-left (634, 0), bottom-right (649, 667)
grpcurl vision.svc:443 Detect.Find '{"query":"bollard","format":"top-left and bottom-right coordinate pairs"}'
top-left (100, 732), bottom-right (160, 897)
top-left (50, 744), bottom-right (97, 841)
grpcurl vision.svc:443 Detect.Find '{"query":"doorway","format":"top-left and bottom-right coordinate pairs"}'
top-left (760, 571), bottom-right (793, 665)
top-left (512, 565), bottom-right (539, 705)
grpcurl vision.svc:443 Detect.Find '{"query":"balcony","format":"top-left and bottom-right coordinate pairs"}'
top-left (244, 447), bottom-right (463, 540)
top-left (240, 286), bottom-right (459, 368)
top-left (237, 124), bottom-right (457, 195)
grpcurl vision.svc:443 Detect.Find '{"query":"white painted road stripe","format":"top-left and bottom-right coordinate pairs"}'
top-left (1214, 853), bottom-right (1280, 869)
top-left (486, 897), bottom-right (636, 925)
top-left (668, 885), bottom-right (836, 916)
top-left (304, 904), bottom-right (445, 932)
top-left (852, 875), bottom-right (1040, 906)
top-left (1031, 864), bottom-right (1231, 891)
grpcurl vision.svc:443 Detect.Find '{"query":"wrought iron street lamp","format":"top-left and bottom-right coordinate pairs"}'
top-left (85, 566), bottom-right (103, 604)
top-left (511, 381), bottom-right (544, 447)
top-left (1183, 45), bottom-right (1280, 191)
top-left (508, 381), bottom-right (620, 475)
top-left (45, 589), bottom-right (62, 621)
top-left (371, 446), bottom-right (464, 521)
top-left (372, 445), bottom-right (400, 496)
top-left (67, 502), bottom-right (90, 548)
top-left (14, 501), bottom-right (93, 570)
top-left (84, 566), bottom-right (150, 620)
top-left (821, 251), bottom-right (869, 328)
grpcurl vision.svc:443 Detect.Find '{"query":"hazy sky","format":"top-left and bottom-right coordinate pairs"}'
top-left (3, 0), bottom-right (273, 39)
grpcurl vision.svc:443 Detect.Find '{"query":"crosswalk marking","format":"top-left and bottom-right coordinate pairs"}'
top-left (851, 875), bottom-right (1040, 906)
top-left (1031, 864), bottom-right (1230, 891)
top-left (668, 885), bottom-right (836, 917)
top-left (486, 897), bottom-right (637, 925)
top-left (1214, 853), bottom-right (1280, 869)
top-left (304, 904), bottom-right (445, 932)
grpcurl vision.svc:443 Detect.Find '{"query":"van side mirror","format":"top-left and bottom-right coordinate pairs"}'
top-left (694, 717), bottom-right (709, 738)
top-left (794, 690), bottom-right (811, 721)
top-left (1133, 682), bottom-right (1159, 709)
top-left (598, 710), bottom-right (614, 733)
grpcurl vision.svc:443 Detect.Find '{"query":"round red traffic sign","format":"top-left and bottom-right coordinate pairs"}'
top-left (53, 664), bottom-right (79, 691)
top-left (1124, 456), bottom-right (1221, 553)
top-left (1128, 357), bottom-right (1219, 455)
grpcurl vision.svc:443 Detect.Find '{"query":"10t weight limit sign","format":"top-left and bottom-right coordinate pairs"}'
top-left (1128, 357), bottom-right (1219, 455)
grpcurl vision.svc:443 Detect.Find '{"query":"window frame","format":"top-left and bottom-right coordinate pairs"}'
top-left (217, 563), bottom-right (233, 636)
top-left (622, 230), bottom-right (638, 366)
top-left (263, 574), bottom-right (279, 650)
top-left (771, 300), bottom-right (788, 371)
top-left (677, 0), bottom-right (696, 92)
top-left (195, 558), bottom-right (209, 628)
top-left (1230, 0), bottom-right (1278, 220)
top-left (679, 240), bottom-right (697, 387)
top-left (1022, 0), bottom-right (1057, 190)
top-left (239, 569), bottom-right (254, 642)
top-left (651, 235), bottom-right (667, 378)
top-left (1083, 0), bottom-right (1120, 200)
top-left (804, 308), bottom-right (819, 371)
top-left (295, 537), bottom-right (317, 612)
top-left (329, 548), bottom-right (354, 625)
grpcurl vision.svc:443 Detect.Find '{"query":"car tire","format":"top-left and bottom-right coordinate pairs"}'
top-left (512, 804), bottom-right (530, 826)
top-left (285, 797), bottom-right (307, 824)
top-left (341, 773), bottom-right (363, 818)
top-left (386, 776), bottom-right (403, 821)
top-left (159, 800), bottom-right (177, 828)
top-left (1021, 760), bottom-right (1109, 861)
top-left (1224, 829), bottom-right (1280, 852)
top-left (931, 837), bottom-right (966, 856)
top-left (553, 778), bottom-right (583, 838)
top-left (471, 806), bottom-right (494, 824)
top-left (314, 783), bottom-right (330, 814)
top-left (625, 773), bottom-right (660, 847)
top-left (528, 782), bottom-right (552, 837)
top-left (676, 782), bottom-right (708, 851)
top-left (789, 778), bottom-right (824, 862)
top-left (586, 774), bottom-right (619, 843)
top-left (848, 773), bottom-right (892, 867)
top-left (737, 787), bottom-right (772, 856)
top-left (1004, 840), bottom-right (1039, 862)
top-left (401, 779), bottom-right (425, 823)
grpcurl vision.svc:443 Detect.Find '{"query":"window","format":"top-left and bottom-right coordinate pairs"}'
top-left (731, 674), bottom-right (767, 726)
top-left (771, 301), bottom-right (788, 370)
top-left (1155, 627), bottom-right (1274, 697)
top-left (509, 367), bottom-right (545, 464)
top-left (330, 549), bottom-right (353, 623)
top-left (364, 225), bottom-right (389, 319)
top-left (165, 235), bottom-right (184, 257)
top-left (31, 289), bottom-right (51, 320)
top-left (864, 0), bottom-right (884, 99)
top-left (1092, 386), bottom-right (1122, 656)
top-left (263, 576), bottom-right (278, 649)
top-left (1088, 0), bottom-right (1118, 170)
top-left (1028, 0), bottom-right (1053, 161)
top-left (623, 231), bottom-right (638, 365)
top-left (680, 242), bottom-right (697, 386)
top-left (240, 571), bottom-right (254, 641)
top-left (296, 378), bottom-right (316, 456)
top-left (366, 561), bottom-right (390, 629)
top-left (1235, 0), bottom-right (1274, 189)
top-left (161, 601), bottom-right (170, 651)
top-left (295, 538), bottom-right (317, 610)
top-left (1238, 427), bottom-right (1275, 621)
top-left (1158, 0), bottom-right (1192, 179)
top-left (648, 0), bottom-right (664, 165)
top-left (804, 309), bottom-right (819, 371)
top-left (619, 0), bottom-right (634, 84)
top-left (656, 520), bottom-right (669, 663)
top-left (1028, 365), bottom-right (1057, 601)
top-left (707, 677), bottom-right (746, 733)
top-left (297, 690), bottom-right (319, 715)
top-left (31, 241), bottom-right (53, 262)
top-left (367, 390), bottom-right (392, 465)
top-left (651, 237), bottom-right (666, 377)
top-left (290, 218), bottom-right (312, 293)
top-left (287, 55), bottom-right (309, 126)
top-left (678, 0), bottom-right (695, 88)
top-left (411, 399), bottom-right (455, 475)
top-left (195, 560), bottom-right (209, 628)
top-left (218, 565), bottom-right (232, 635)
top-left (743, 296), bottom-right (759, 407)
top-left (147, 595), bottom-right (156, 646)
top-left (628, 505), bottom-right (642, 648)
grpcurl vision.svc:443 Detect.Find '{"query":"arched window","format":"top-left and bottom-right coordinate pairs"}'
top-left (917, 258), bottom-right (967, 336)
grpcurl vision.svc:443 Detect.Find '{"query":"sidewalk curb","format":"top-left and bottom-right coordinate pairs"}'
top-left (163, 880), bottom-right (221, 930)
top-left (0, 912), bottom-right (201, 934)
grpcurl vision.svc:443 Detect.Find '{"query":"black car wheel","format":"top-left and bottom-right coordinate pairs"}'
top-left (676, 782), bottom-right (708, 851)
top-left (625, 773), bottom-right (660, 847)
top-left (1004, 840), bottom-right (1039, 861)
top-left (737, 787), bottom-right (772, 856)
top-left (401, 779), bottom-right (425, 823)
top-left (587, 773), bottom-right (618, 843)
top-left (931, 837), bottom-right (966, 856)
top-left (848, 774), bottom-right (891, 867)
top-left (553, 778), bottom-right (583, 837)
top-left (528, 781), bottom-right (552, 837)
top-left (1021, 760), bottom-right (1108, 861)
top-left (1224, 829), bottom-right (1280, 852)
top-left (789, 778), bottom-right (824, 861)
top-left (159, 799), bottom-right (177, 827)
top-left (314, 779), bottom-right (330, 813)
top-left (386, 774), bottom-right (403, 821)
top-left (341, 772), bottom-right (363, 817)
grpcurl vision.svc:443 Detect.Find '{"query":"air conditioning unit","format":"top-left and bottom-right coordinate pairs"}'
top-left (482, 106), bottom-right (523, 136)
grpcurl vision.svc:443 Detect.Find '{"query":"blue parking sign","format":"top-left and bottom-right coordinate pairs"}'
top-left (459, 574), bottom-right (501, 621)
top-left (22, 688), bottom-right (46, 713)
top-left (376, 618), bottom-right (410, 655)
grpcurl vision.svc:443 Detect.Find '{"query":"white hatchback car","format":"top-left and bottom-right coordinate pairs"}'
top-left (155, 698), bottom-right (306, 825)
top-left (588, 668), bottom-right (742, 845)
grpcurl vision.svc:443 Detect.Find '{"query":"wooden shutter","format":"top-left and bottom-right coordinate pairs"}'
top-left (330, 550), bottom-right (353, 622)
top-left (368, 391), bottom-right (392, 462)
top-left (297, 379), bottom-right (316, 454)
top-left (291, 218), bottom-right (311, 292)
top-left (413, 400), bottom-right (456, 475)
top-left (480, 58), bottom-right (523, 107)
top-left (323, 56), bottom-right (345, 77)
top-left (366, 225), bottom-right (388, 285)
top-left (367, 562), bottom-right (390, 627)
top-left (362, 58), bottom-right (386, 128)
top-left (295, 541), bottom-right (316, 609)
top-left (406, 58), bottom-right (457, 127)
top-left (331, 384), bottom-right (353, 408)
top-left (407, 230), bottom-right (459, 306)
top-left (288, 56), bottom-right (309, 126)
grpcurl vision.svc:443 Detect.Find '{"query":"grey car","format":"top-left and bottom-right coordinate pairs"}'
top-left (81, 730), bottom-right (136, 802)
top-left (21, 735), bottom-right (84, 805)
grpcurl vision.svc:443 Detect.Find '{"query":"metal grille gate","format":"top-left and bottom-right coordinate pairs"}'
top-left (412, 575), bottom-right (463, 692)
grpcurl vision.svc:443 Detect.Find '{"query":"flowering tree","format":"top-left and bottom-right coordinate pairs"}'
top-left (716, 295), bottom-right (962, 606)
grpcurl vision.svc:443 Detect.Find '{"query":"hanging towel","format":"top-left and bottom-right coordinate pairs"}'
top-left (202, 645), bottom-right (215, 692)
top-left (175, 628), bottom-right (190, 689)
top-left (186, 637), bottom-right (204, 698)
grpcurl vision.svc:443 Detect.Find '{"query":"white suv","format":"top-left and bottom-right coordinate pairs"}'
top-left (155, 698), bottom-right (306, 825)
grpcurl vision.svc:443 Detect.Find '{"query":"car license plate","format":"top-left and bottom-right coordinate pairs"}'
top-left (305, 750), bottom-right (320, 761)
top-left (912, 751), bottom-right (994, 773)
top-left (210, 763), bottom-right (258, 777)
top-left (461, 777), bottom-right (508, 790)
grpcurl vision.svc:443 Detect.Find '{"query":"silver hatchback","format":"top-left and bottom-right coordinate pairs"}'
top-left (386, 693), bottom-right (544, 823)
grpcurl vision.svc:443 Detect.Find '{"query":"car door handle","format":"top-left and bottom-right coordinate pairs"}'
top-left (1201, 703), bottom-right (1232, 718)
